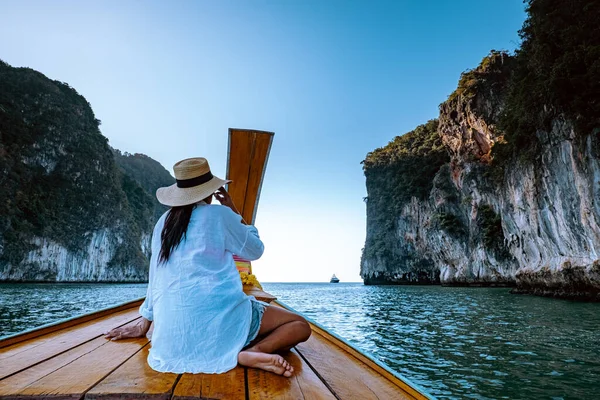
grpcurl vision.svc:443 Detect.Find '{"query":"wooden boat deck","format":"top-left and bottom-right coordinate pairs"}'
top-left (0, 128), bottom-right (433, 399)
top-left (0, 295), bottom-right (431, 400)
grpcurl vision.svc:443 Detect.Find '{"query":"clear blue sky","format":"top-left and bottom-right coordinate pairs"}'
top-left (0, 0), bottom-right (526, 282)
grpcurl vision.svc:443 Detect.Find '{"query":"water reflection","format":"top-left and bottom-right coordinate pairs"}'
top-left (262, 283), bottom-right (600, 400)
top-left (2, 282), bottom-right (598, 399)
top-left (0, 283), bottom-right (147, 337)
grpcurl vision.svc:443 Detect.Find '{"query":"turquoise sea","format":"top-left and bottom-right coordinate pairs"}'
top-left (1, 282), bottom-right (599, 399)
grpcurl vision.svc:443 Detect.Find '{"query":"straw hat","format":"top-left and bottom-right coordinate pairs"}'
top-left (156, 157), bottom-right (230, 207)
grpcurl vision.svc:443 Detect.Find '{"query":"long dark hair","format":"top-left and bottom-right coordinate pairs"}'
top-left (158, 203), bottom-right (196, 264)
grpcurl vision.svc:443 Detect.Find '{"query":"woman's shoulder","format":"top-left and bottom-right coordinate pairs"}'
top-left (193, 203), bottom-right (233, 219)
top-left (195, 203), bottom-right (227, 212)
top-left (197, 204), bottom-right (243, 226)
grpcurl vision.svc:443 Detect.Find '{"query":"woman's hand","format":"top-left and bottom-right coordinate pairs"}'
top-left (104, 318), bottom-right (151, 341)
top-left (214, 187), bottom-right (247, 223)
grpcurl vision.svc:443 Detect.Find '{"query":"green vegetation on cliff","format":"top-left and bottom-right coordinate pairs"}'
top-left (495, 0), bottom-right (600, 162)
top-left (361, 120), bottom-right (449, 261)
top-left (362, 119), bottom-right (448, 205)
top-left (113, 150), bottom-right (172, 222)
top-left (109, 151), bottom-right (174, 270)
top-left (476, 205), bottom-right (511, 259)
top-left (433, 212), bottom-right (466, 238)
top-left (362, 0), bottom-right (600, 282)
top-left (0, 60), bottom-right (121, 263)
top-left (0, 60), bottom-right (173, 277)
top-left (448, 50), bottom-right (514, 110)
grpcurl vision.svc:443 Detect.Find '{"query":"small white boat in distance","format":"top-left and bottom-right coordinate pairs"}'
top-left (330, 274), bottom-right (340, 283)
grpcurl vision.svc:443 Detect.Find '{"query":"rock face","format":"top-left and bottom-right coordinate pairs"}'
top-left (503, 121), bottom-right (600, 298)
top-left (11, 231), bottom-right (151, 281)
top-left (0, 60), bottom-right (173, 281)
top-left (361, 119), bottom-right (449, 285)
top-left (361, 51), bottom-right (600, 300)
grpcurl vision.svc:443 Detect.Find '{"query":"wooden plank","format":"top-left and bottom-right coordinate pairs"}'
top-left (242, 132), bottom-right (272, 225)
top-left (227, 129), bottom-right (254, 218)
top-left (272, 302), bottom-right (429, 399)
top-left (247, 349), bottom-right (335, 400)
top-left (0, 337), bottom-right (108, 396)
top-left (0, 308), bottom-right (141, 379)
top-left (0, 299), bottom-right (143, 349)
top-left (86, 345), bottom-right (178, 400)
top-left (171, 373), bottom-right (203, 400)
top-left (11, 325), bottom-right (149, 399)
top-left (308, 323), bottom-right (425, 398)
top-left (296, 333), bottom-right (416, 400)
top-left (247, 360), bottom-right (302, 400)
top-left (288, 348), bottom-right (336, 400)
top-left (0, 307), bottom-right (139, 361)
top-left (192, 367), bottom-right (246, 400)
top-left (172, 366), bottom-right (246, 400)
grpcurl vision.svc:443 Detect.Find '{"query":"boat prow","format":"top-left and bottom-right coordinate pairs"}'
top-left (0, 128), bottom-right (434, 399)
top-left (0, 294), bottom-right (434, 399)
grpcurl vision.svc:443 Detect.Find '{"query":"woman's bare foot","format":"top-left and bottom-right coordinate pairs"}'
top-left (238, 351), bottom-right (294, 377)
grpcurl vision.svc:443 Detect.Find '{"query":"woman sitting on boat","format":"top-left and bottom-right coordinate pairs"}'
top-left (105, 157), bottom-right (311, 377)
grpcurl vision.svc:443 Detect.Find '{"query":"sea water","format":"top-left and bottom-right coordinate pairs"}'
top-left (1, 282), bottom-right (599, 399)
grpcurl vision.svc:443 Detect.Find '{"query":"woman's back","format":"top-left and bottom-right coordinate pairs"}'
top-left (105, 157), bottom-right (309, 378)
top-left (141, 202), bottom-right (264, 373)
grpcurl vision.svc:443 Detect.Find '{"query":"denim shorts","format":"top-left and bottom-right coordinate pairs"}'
top-left (243, 297), bottom-right (268, 347)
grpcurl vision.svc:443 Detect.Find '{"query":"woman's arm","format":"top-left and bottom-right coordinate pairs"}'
top-left (215, 187), bottom-right (264, 261)
top-left (105, 216), bottom-right (161, 341)
top-left (104, 317), bottom-right (152, 340)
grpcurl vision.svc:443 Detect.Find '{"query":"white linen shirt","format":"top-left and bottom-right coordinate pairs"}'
top-left (139, 202), bottom-right (264, 374)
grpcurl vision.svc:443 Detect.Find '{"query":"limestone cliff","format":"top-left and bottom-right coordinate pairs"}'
top-left (0, 60), bottom-right (173, 281)
top-left (362, 0), bottom-right (600, 299)
top-left (361, 46), bottom-right (600, 299)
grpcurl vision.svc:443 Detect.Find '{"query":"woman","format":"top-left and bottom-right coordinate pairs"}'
top-left (104, 157), bottom-right (311, 377)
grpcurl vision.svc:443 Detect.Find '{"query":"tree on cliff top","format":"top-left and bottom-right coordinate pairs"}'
top-left (0, 60), bottom-right (171, 276)
top-left (361, 120), bottom-right (449, 265)
top-left (496, 0), bottom-right (600, 161)
top-left (362, 119), bottom-right (448, 205)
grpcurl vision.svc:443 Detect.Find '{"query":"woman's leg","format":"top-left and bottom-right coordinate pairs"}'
top-left (238, 306), bottom-right (311, 377)
top-left (247, 306), bottom-right (311, 353)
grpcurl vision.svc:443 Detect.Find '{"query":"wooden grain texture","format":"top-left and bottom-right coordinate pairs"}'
top-left (0, 299), bottom-right (143, 349)
top-left (172, 366), bottom-right (246, 400)
top-left (289, 348), bottom-right (336, 400)
top-left (246, 349), bottom-right (335, 400)
top-left (11, 322), bottom-right (149, 400)
top-left (85, 345), bottom-right (178, 400)
top-left (0, 337), bottom-right (107, 396)
top-left (307, 323), bottom-right (425, 399)
top-left (247, 357), bottom-right (303, 400)
top-left (296, 333), bottom-right (417, 400)
top-left (0, 308), bottom-right (141, 379)
top-left (242, 132), bottom-right (272, 225)
top-left (227, 129), bottom-right (254, 217)
top-left (272, 302), bottom-right (428, 399)
top-left (171, 372), bottom-right (202, 400)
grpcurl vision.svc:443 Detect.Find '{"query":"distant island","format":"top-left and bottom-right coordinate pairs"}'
top-left (0, 60), bottom-right (174, 282)
top-left (361, 0), bottom-right (600, 300)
